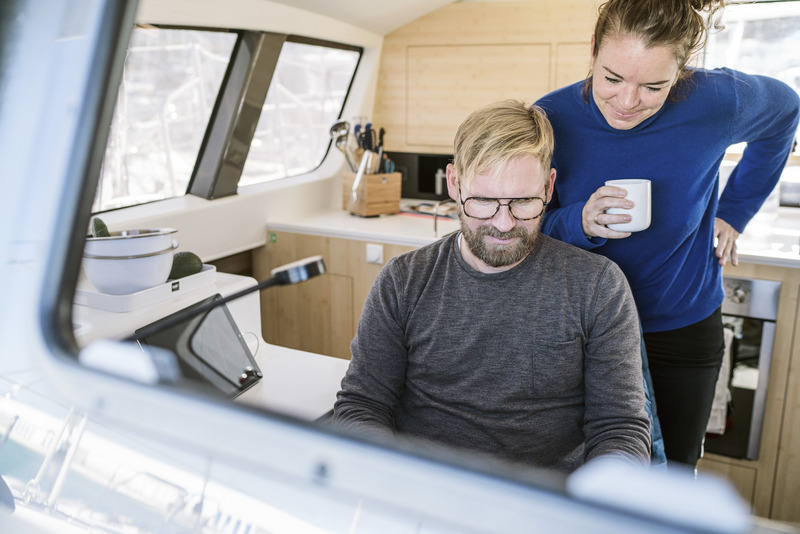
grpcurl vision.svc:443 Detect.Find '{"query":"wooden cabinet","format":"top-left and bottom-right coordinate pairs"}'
top-left (697, 457), bottom-right (758, 506)
top-left (373, 0), bottom-right (599, 153)
top-left (697, 261), bottom-right (800, 521)
top-left (770, 272), bottom-right (800, 522)
top-left (252, 230), bottom-right (416, 359)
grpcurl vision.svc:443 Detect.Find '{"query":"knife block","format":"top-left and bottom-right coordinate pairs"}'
top-left (341, 171), bottom-right (401, 217)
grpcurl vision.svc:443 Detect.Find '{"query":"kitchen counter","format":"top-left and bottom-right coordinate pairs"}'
top-left (267, 203), bottom-right (800, 269)
top-left (732, 206), bottom-right (800, 268)
top-left (237, 343), bottom-right (349, 420)
top-left (737, 244), bottom-right (800, 269)
top-left (267, 201), bottom-right (461, 248)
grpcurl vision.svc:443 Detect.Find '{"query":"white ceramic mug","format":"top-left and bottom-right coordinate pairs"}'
top-left (604, 179), bottom-right (651, 232)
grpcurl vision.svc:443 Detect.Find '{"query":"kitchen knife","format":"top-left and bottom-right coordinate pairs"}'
top-left (377, 127), bottom-right (385, 172)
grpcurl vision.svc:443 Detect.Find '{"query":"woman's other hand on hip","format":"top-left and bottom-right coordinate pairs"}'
top-left (714, 217), bottom-right (739, 267)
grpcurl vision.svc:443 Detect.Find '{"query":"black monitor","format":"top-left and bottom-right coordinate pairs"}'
top-left (135, 294), bottom-right (262, 398)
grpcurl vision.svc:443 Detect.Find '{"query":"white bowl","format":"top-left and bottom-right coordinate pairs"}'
top-left (84, 228), bottom-right (177, 257)
top-left (83, 240), bottom-right (178, 295)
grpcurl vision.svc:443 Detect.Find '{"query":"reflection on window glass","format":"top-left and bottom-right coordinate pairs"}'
top-left (704, 1), bottom-right (800, 152)
top-left (0, 378), bottom-right (334, 532)
top-left (93, 27), bottom-right (237, 212)
top-left (239, 41), bottom-right (360, 187)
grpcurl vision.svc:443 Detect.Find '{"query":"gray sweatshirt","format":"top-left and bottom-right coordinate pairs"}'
top-left (333, 232), bottom-right (651, 471)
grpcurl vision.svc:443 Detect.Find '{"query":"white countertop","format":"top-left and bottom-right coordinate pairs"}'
top-left (267, 202), bottom-right (461, 247)
top-left (267, 204), bottom-right (800, 269)
top-left (736, 246), bottom-right (800, 269)
top-left (237, 343), bottom-right (349, 420)
top-left (733, 208), bottom-right (800, 268)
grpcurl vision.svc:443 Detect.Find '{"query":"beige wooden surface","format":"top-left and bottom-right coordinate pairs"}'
top-left (372, 0), bottom-right (598, 152)
top-left (696, 456), bottom-right (758, 506)
top-left (253, 231), bottom-right (415, 359)
top-left (696, 261), bottom-right (800, 520)
top-left (341, 171), bottom-right (402, 216)
top-left (406, 44), bottom-right (550, 148)
top-left (771, 273), bottom-right (800, 522)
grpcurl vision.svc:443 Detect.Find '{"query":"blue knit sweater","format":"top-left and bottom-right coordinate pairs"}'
top-left (537, 68), bottom-right (799, 332)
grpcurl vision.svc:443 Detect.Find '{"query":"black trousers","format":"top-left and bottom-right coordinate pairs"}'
top-left (643, 307), bottom-right (725, 468)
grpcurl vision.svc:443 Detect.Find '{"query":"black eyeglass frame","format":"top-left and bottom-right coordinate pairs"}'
top-left (457, 183), bottom-right (547, 221)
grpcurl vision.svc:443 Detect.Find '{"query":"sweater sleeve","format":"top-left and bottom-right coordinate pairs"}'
top-left (717, 70), bottom-right (800, 232)
top-left (581, 261), bottom-right (651, 465)
top-left (536, 89), bottom-right (609, 250)
top-left (332, 258), bottom-right (408, 437)
top-left (541, 180), bottom-right (608, 250)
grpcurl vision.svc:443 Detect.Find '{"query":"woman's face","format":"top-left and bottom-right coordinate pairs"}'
top-left (591, 35), bottom-right (680, 130)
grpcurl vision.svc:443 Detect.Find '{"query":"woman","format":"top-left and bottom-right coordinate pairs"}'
top-left (536, 0), bottom-right (800, 468)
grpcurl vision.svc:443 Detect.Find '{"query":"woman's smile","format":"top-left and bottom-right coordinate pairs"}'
top-left (591, 35), bottom-right (680, 130)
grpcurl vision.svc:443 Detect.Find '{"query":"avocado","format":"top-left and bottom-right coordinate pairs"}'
top-left (169, 251), bottom-right (203, 280)
top-left (91, 217), bottom-right (110, 238)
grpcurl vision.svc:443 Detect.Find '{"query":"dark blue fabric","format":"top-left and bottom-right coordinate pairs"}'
top-left (640, 324), bottom-right (667, 470)
top-left (537, 68), bottom-right (800, 333)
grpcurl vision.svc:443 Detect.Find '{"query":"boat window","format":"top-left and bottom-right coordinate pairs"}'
top-left (92, 28), bottom-right (360, 211)
top-left (238, 37), bottom-right (361, 187)
top-left (704, 0), bottom-right (800, 157)
top-left (92, 26), bottom-right (237, 212)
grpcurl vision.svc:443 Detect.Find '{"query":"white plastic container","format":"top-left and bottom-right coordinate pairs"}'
top-left (75, 264), bottom-right (216, 312)
top-left (84, 228), bottom-right (177, 257)
top-left (82, 240), bottom-right (178, 295)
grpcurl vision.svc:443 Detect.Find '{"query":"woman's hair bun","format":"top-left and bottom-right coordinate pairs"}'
top-left (691, 0), bottom-right (725, 13)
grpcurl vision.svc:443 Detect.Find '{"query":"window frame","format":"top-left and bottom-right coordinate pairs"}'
top-left (92, 27), bottom-right (363, 209)
top-left (45, 1), bottom-right (140, 355)
top-left (12, 1), bottom-right (761, 531)
top-left (191, 33), bottom-right (362, 198)
top-left (188, 29), bottom-right (285, 199)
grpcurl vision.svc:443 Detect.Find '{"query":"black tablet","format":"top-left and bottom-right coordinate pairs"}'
top-left (135, 294), bottom-right (262, 397)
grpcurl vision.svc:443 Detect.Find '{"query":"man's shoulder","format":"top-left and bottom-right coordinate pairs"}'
top-left (387, 233), bottom-right (455, 271)
top-left (538, 233), bottom-right (603, 259)
top-left (537, 234), bottom-right (621, 274)
top-left (534, 237), bottom-right (632, 302)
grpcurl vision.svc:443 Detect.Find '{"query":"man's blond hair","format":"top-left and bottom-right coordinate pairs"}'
top-left (452, 100), bottom-right (554, 187)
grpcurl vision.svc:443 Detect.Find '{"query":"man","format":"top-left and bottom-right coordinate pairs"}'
top-left (332, 100), bottom-right (650, 472)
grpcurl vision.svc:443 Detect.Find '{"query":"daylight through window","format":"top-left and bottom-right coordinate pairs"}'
top-left (93, 27), bottom-right (237, 212)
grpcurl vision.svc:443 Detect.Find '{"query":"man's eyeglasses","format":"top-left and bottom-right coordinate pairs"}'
top-left (457, 184), bottom-right (546, 221)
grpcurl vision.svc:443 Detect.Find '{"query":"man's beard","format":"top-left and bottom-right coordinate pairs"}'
top-left (459, 214), bottom-right (540, 268)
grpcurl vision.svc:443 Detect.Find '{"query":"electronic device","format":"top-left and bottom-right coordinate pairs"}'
top-left (135, 293), bottom-right (262, 398)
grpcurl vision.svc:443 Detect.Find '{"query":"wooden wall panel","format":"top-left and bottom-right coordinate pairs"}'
top-left (388, 1), bottom-right (596, 46)
top-left (406, 44), bottom-right (550, 148)
top-left (373, 0), bottom-right (598, 153)
top-left (554, 42), bottom-right (591, 91)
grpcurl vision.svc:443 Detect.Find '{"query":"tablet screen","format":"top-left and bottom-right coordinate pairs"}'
top-left (135, 294), bottom-right (262, 397)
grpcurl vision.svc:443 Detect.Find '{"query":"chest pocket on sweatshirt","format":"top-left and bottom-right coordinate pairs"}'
top-left (532, 337), bottom-right (584, 398)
